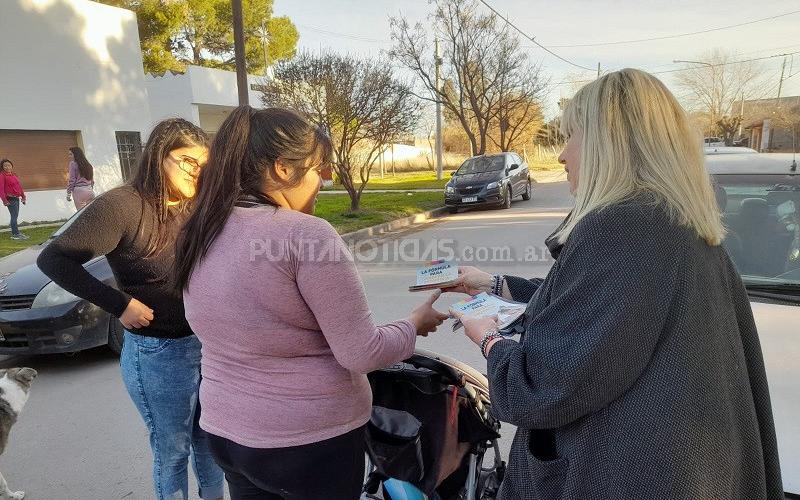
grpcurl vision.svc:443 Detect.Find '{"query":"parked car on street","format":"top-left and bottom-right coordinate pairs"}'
top-left (0, 209), bottom-right (124, 356)
top-left (444, 152), bottom-right (531, 213)
top-left (708, 152), bottom-right (800, 497)
top-left (704, 136), bottom-right (726, 147)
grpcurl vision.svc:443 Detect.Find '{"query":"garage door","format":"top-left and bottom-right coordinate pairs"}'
top-left (0, 130), bottom-right (78, 190)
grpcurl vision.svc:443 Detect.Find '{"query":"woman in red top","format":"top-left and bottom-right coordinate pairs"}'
top-left (0, 159), bottom-right (28, 240)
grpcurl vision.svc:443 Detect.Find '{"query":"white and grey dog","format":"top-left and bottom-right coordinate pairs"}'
top-left (0, 368), bottom-right (36, 500)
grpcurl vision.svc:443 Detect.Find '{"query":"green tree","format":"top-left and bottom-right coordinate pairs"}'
top-left (261, 52), bottom-right (421, 211)
top-left (100, 0), bottom-right (298, 74)
top-left (715, 115), bottom-right (743, 146)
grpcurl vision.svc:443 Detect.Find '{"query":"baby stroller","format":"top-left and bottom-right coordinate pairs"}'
top-left (362, 348), bottom-right (505, 500)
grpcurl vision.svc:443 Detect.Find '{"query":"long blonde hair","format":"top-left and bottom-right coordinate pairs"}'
top-left (556, 68), bottom-right (725, 246)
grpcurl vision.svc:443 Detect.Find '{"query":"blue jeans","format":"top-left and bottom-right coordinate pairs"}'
top-left (120, 331), bottom-right (225, 499)
top-left (6, 197), bottom-right (19, 235)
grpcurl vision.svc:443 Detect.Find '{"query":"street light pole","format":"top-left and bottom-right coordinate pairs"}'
top-left (434, 38), bottom-right (443, 181)
top-left (232, 0), bottom-right (249, 106)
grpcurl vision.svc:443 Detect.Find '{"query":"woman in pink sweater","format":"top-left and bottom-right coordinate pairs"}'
top-left (174, 106), bottom-right (448, 500)
top-left (0, 159), bottom-right (28, 240)
top-left (66, 147), bottom-right (95, 209)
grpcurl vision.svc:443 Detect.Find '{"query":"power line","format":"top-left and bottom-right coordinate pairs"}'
top-left (476, 0), bottom-right (595, 72)
top-left (544, 9), bottom-right (800, 48)
top-left (651, 51), bottom-right (800, 75)
top-left (550, 51), bottom-right (800, 87)
top-left (298, 25), bottom-right (390, 44)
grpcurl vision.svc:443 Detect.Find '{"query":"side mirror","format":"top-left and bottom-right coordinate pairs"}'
top-left (508, 164), bottom-right (519, 171)
top-left (450, 171), bottom-right (455, 177)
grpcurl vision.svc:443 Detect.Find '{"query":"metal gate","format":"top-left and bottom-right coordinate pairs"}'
top-left (115, 131), bottom-right (142, 181)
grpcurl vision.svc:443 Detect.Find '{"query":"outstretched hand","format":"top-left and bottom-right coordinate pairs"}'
top-left (409, 289), bottom-right (450, 336)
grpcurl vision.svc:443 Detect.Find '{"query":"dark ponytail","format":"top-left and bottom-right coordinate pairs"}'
top-left (174, 105), bottom-right (332, 291)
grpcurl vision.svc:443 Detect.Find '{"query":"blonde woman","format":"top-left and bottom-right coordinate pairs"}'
top-left (445, 69), bottom-right (783, 499)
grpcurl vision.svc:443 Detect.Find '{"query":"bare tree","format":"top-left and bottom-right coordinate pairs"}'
top-left (765, 101), bottom-right (800, 152)
top-left (490, 85), bottom-right (544, 152)
top-left (260, 52), bottom-right (420, 211)
top-left (390, 0), bottom-right (546, 156)
top-left (675, 49), bottom-right (766, 135)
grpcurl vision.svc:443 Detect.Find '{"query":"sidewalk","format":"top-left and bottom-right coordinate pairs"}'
top-left (531, 169), bottom-right (566, 184)
top-left (0, 221), bottom-right (63, 233)
top-left (320, 188), bottom-right (442, 194)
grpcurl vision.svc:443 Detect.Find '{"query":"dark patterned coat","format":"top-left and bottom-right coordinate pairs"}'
top-left (488, 197), bottom-right (784, 500)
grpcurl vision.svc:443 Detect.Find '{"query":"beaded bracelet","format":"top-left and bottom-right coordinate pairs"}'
top-left (491, 274), bottom-right (504, 296)
top-left (480, 331), bottom-right (505, 358)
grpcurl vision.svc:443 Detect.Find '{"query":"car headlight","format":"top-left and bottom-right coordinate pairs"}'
top-left (32, 281), bottom-right (80, 308)
top-left (445, 185), bottom-right (455, 194)
top-left (487, 181), bottom-right (501, 190)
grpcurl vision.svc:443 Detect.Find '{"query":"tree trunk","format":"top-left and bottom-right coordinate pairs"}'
top-left (350, 191), bottom-right (361, 212)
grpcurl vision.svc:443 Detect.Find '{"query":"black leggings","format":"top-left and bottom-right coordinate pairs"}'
top-left (207, 426), bottom-right (366, 500)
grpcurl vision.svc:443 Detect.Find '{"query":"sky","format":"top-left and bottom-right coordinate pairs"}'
top-left (273, 0), bottom-right (800, 119)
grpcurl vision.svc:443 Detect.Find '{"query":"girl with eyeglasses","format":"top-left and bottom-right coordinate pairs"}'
top-left (37, 119), bottom-right (225, 500)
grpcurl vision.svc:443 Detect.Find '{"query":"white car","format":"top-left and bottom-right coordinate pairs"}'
top-left (704, 136), bottom-right (727, 147)
top-left (707, 153), bottom-right (800, 496)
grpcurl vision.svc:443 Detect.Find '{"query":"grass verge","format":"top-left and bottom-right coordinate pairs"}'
top-left (324, 171), bottom-right (454, 191)
top-left (0, 225), bottom-right (59, 258)
top-left (316, 192), bottom-right (443, 234)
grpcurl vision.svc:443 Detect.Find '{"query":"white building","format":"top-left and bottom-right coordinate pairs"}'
top-left (147, 66), bottom-right (269, 136)
top-left (0, 0), bottom-right (152, 226)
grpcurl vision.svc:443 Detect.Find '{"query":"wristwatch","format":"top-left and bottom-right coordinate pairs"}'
top-left (480, 329), bottom-right (504, 358)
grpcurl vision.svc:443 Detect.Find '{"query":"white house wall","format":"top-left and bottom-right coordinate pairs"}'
top-left (187, 66), bottom-right (266, 109)
top-left (0, 0), bottom-right (152, 225)
top-left (145, 72), bottom-right (198, 125)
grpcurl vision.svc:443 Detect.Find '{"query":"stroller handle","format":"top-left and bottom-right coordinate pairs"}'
top-left (405, 348), bottom-right (490, 394)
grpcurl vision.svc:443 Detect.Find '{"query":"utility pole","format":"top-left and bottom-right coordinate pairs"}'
top-left (597, 62), bottom-right (601, 79)
top-left (738, 93), bottom-right (745, 138)
top-left (434, 38), bottom-right (444, 181)
top-left (776, 57), bottom-right (787, 103)
top-left (232, 0), bottom-right (249, 105)
top-left (261, 21), bottom-right (270, 76)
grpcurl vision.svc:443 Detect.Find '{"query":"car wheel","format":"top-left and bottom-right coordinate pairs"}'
top-left (107, 317), bottom-right (125, 355)
top-left (522, 180), bottom-right (532, 201)
top-left (448, 207), bottom-right (459, 214)
top-left (502, 186), bottom-right (512, 209)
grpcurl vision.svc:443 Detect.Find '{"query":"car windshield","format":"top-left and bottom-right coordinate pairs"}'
top-left (714, 173), bottom-right (800, 287)
top-left (49, 206), bottom-right (86, 239)
top-left (456, 156), bottom-right (506, 175)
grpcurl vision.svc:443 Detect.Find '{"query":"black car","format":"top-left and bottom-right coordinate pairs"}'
top-left (0, 210), bottom-right (124, 355)
top-left (444, 152), bottom-right (531, 213)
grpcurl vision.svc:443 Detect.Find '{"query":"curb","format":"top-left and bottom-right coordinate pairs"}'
top-left (340, 207), bottom-right (449, 245)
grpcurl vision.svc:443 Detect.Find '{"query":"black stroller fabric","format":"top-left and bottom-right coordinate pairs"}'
top-left (366, 406), bottom-right (425, 483)
top-left (366, 361), bottom-right (501, 497)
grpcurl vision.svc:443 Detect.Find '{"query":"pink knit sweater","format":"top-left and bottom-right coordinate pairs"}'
top-left (184, 206), bottom-right (416, 448)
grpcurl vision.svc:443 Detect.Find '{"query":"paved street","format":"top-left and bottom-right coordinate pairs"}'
top-left (0, 180), bottom-right (572, 499)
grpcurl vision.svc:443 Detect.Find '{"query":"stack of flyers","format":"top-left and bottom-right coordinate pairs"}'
top-left (409, 260), bottom-right (460, 292)
top-left (450, 292), bottom-right (526, 333)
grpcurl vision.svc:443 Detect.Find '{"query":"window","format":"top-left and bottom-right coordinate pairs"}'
top-left (713, 173), bottom-right (800, 283)
top-left (115, 131), bottom-right (142, 181)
